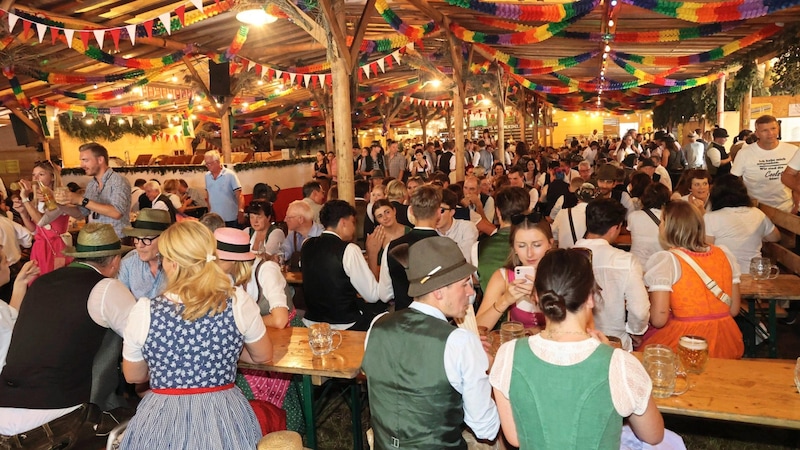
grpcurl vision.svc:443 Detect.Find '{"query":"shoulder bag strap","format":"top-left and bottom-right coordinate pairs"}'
top-left (568, 208), bottom-right (578, 245)
top-left (669, 249), bottom-right (731, 306)
top-left (643, 208), bottom-right (661, 226)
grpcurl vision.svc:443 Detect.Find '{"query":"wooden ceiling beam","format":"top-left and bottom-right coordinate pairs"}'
top-left (276, 1), bottom-right (329, 48)
top-left (318, 0), bottom-right (353, 73)
top-left (182, 56), bottom-right (224, 117)
top-left (349, 0), bottom-right (377, 69)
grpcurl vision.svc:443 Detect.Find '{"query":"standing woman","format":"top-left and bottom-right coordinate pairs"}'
top-left (410, 148), bottom-right (429, 179)
top-left (476, 215), bottom-right (552, 331)
top-left (121, 221), bottom-right (272, 449)
top-left (642, 200), bottom-right (743, 358)
top-left (313, 150), bottom-right (330, 191)
top-left (13, 160), bottom-right (72, 278)
top-left (244, 200), bottom-right (285, 258)
top-left (489, 248), bottom-right (665, 449)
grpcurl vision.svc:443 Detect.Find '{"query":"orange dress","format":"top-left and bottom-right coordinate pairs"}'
top-left (642, 246), bottom-right (743, 359)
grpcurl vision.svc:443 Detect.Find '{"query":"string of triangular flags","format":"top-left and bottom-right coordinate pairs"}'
top-left (231, 43), bottom-right (414, 89)
top-left (400, 93), bottom-right (488, 108)
top-left (0, 0), bottom-right (231, 51)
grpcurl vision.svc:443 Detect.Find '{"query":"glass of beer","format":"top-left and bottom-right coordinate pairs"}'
top-left (677, 335), bottom-right (709, 374)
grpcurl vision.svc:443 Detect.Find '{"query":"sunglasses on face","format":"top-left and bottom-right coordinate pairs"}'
top-left (510, 212), bottom-right (542, 225)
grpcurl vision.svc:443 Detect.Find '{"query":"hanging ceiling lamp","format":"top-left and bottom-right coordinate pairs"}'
top-left (234, 0), bottom-right (278, 25)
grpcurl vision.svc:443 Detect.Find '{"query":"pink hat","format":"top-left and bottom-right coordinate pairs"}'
top-left (214, 227), bottom-right (255, 261)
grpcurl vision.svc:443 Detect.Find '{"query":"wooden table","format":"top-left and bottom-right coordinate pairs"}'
top-left (650, 357), bottom-right (800, 429)
top-left (239, 327), bottom-right (365, 449)
top-left (739, 274), bottom-right (800, 358)
top-left (284, 271), bottom-right (303, 285)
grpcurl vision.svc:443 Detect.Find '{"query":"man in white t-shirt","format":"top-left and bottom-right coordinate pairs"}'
top-left (731, 115), bottom-right (799, 213)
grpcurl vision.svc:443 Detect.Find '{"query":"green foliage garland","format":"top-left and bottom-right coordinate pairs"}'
top-left (771, 42), bottom-right (800, 96)
top-left (58, 115), bottom-right (164, 142)
top-left (61, 156), bottom-right (315, 176)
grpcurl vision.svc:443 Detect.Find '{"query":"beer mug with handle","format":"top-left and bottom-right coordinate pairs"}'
top-left (308, 323), bottom-right (342, 356)
top-left (750, 257), bottom-right (779, 280)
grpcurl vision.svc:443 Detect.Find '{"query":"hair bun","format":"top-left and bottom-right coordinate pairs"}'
top-left (539, 289), bottom-right (567, 321)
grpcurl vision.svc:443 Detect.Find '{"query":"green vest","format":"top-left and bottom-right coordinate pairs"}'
top-left (478, 227), bottom-right (512, 293)
top-left (362, 308), bottom-right (466, 449)
top-left (509, 340), bottom-right (621, 450)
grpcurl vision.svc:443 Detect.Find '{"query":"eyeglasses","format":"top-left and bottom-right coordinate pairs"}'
top-left (132, 236), bottom-right (156, 246)
top-left (510, 212), bottom-right (542, 225)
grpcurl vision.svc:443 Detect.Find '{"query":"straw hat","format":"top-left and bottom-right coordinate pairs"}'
top-left (123, 208), bottom-right (172, 237)
top-left (405, 237), bottom-right (476, 298)
top-left (62, 223), bottom-right (133, 258)
top-left (214, 227), bottom-right (255, 261)
top-left (256, 431), bottom-right (304, 450)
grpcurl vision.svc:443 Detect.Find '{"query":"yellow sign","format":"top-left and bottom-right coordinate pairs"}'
top-left (0, 160), bottom-right (20, 174)
top-left (751, 103), bottom-right (773, 119)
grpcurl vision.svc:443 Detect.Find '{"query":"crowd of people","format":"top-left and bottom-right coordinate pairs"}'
top-left (0, 113), bottom-right (798, 449)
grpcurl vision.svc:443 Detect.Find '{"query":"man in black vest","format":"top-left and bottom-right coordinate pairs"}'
top-left (706, 127), bottom-right (732, 178)
top-left (0, 223), bottom-right (136, 448)
top-left (363, 237), bottom-right (499, 449)
top-left (379, 185), bottom-right (442, 311)
top-left (143, 180), bottom-right (178, 223)
top-left (301, 200), bottom-right (386, 331)
top-left (438, 141), bottom-right (455, 176)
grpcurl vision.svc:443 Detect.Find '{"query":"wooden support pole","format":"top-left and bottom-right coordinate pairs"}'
top-left (330, 0), bottom-right (355, 205)
top-left (717, 73), bottom-right (726, 126)
top-left (220, 109), bottom-right (232, 163)
top-left (740, 83), bottom-right (752, 132)
top-left (319, 0), bottom-right (353, 73)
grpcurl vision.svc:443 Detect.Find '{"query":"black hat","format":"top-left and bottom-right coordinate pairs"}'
top-left (713, 128), bottom-right (729, 138)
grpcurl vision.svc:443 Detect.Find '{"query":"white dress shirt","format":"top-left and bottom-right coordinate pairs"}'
top-left (573, 238), bottom-right (650, 351)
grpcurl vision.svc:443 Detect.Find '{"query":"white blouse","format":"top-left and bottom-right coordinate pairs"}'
top-left (489, 335), bottom-right (652, 417)
top-left (643, 246), bottom-right (741, 293)
top-left (123, 289), bottom-right (266, 362)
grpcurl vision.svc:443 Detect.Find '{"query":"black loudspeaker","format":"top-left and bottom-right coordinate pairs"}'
top-left (10, 115), bottom-right (36, 147)
top-left (209, 61), bottom-right (231, 97)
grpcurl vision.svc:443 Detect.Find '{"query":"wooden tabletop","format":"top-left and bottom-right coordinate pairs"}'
top-left (239, 326), bottom-right (365, 380)
top-left (649, 357), bottom-right (800, 429)
top-left (284, 271), bottom-right (303, 285)
top-left (739, 274), bottom-right (800, 300)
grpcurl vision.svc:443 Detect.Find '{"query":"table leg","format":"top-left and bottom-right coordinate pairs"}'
top-left (350, 382), bottom-right (362, 450)
top-left (744, 299), bottom-right (757, 358)
top-left (302, 375), bottom-right (316, 449)
top-left (768, 300), bottom-right (778, 358)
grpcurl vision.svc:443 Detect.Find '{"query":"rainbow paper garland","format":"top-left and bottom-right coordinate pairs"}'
top-left (610, 56), bottom-right (724, 87)
top-left (43, 97), bottom-right (177, 115)
top-left (449, 14), bottom-right (583, 46)
top-left (375, 0), bottom-right (438, 41)
top-left (444, 0), bottom-right (599, 22)
top-left (476, 16), bottom-right (749, 43)
top-left (3, 69), bottom-right (31, 108)
top-left (52, 77), bottom-right (152, 101)
top-left (210, 26), bottom-right (249, 63)
top-left (71, 38), bottom-right (190, 69)
top-left (615, 23), bottom-right (782, 66)
top-left (620, 0), bottom-right (800, 22)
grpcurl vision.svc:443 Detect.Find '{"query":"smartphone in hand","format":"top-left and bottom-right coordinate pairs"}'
top-left (514, 266), bottom-right (536, 283)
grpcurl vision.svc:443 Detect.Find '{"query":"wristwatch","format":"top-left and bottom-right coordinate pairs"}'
top-left (81, 197), bottom-right (90, 207)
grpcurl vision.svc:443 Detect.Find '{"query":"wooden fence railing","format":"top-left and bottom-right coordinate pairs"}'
top-left (758, 203), bottom-right (800, 275)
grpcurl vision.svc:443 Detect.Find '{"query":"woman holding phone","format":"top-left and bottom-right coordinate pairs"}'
top-left (476, 214), bottom-right (553, 330)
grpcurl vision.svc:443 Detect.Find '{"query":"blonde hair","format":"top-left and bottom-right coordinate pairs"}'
top-left (163, 179), bottom-right (180, 194)
top-left (659, 201), bottom-right (707, 252)
top-left (229, 260), bottom-right (253, 288)
top-left (386, 180), bottom-right (408, 203)
top-left (158, 221), bottom-right (234, 321)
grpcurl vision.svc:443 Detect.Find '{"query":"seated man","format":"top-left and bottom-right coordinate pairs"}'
top-left (0, 224), bottom-right (136, 447)
top-left (363, 237), bottom-right (500, 449)
top-left (379, 185), bottom-right (442, 311)
top-left (119, 208), bottom-right (172, 299)
top-left (142, 180), bottom-right (178, 223)
top-left (574, 198), bottom-right (650, 350)
top-left (301, 200), bottom-right (384, 331)
top-left (437, 189), bottom-right (479, 264)
top-left (280, 200), bottom-right (324, 269)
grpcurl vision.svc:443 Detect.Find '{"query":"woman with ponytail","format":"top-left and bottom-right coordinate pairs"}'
top-left (489, 248), bottom-right (670, 450)
top-left (121, 221), bottom-right (273, 449)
